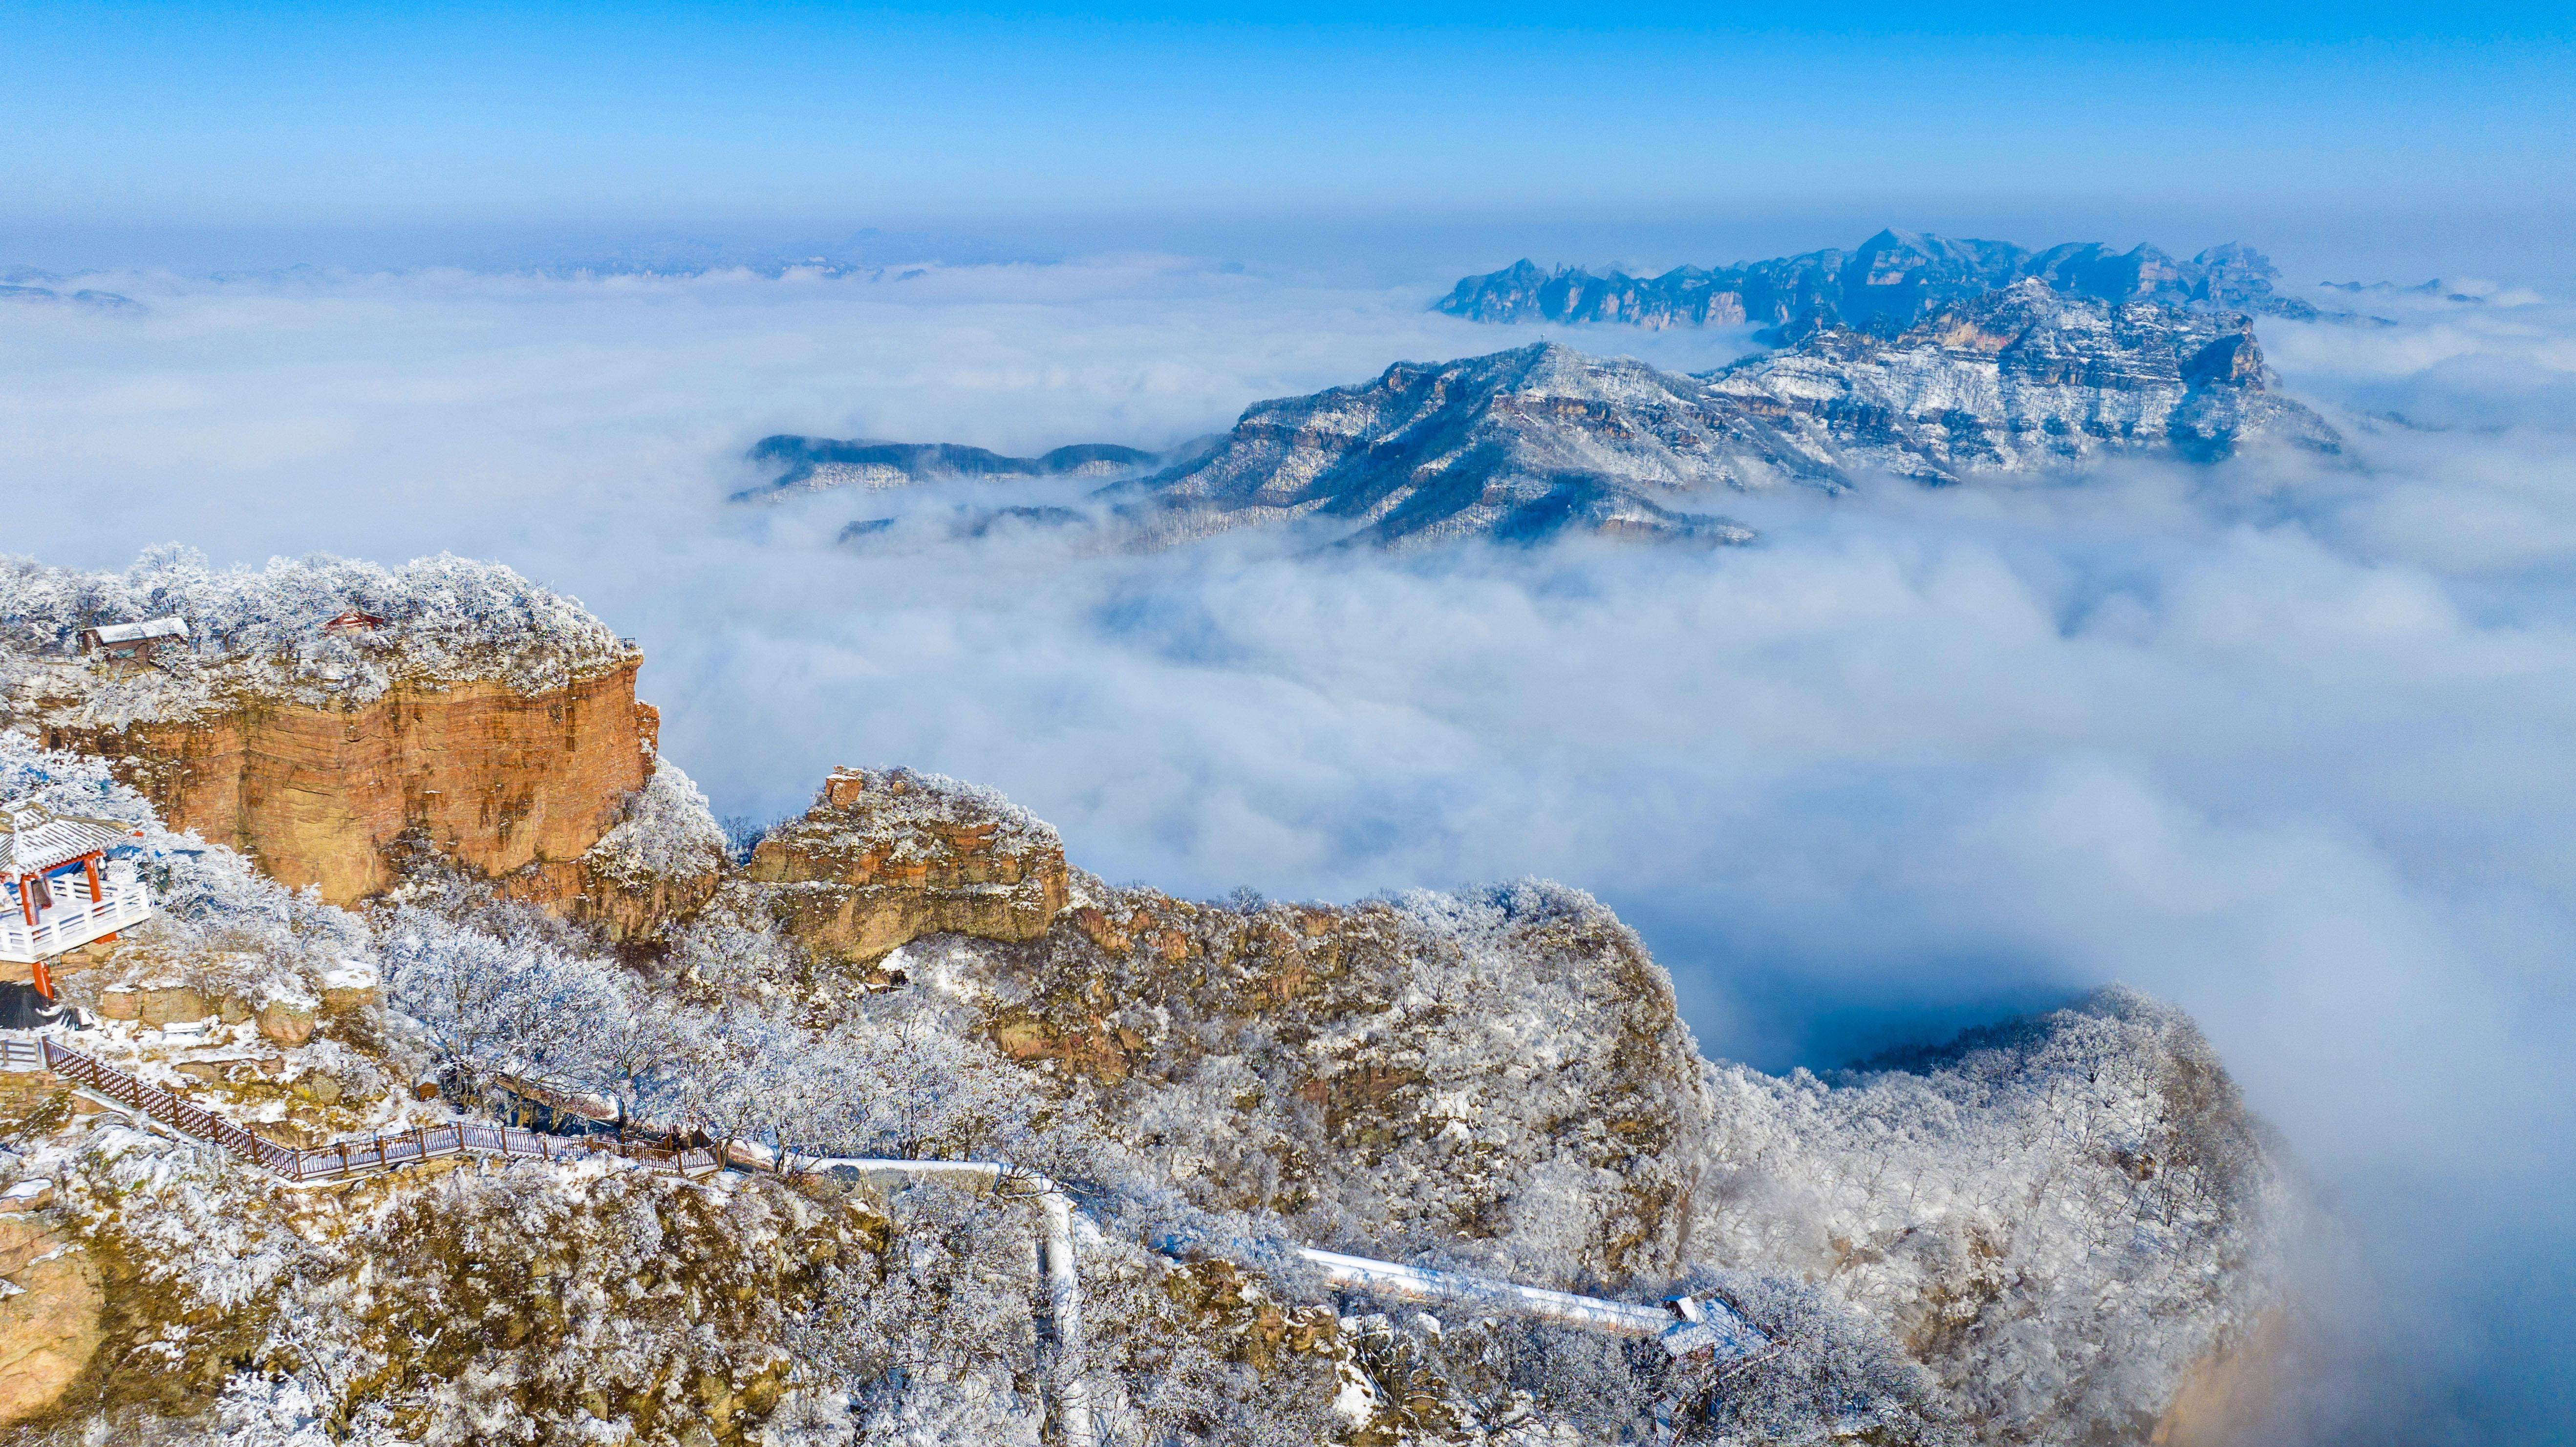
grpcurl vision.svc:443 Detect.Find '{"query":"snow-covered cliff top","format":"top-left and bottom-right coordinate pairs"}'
top-left (0, 548), bottom-right (636, 726)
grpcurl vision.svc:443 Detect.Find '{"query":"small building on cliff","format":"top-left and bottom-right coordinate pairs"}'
top-left (76, 615), bottom-right (188, 664)
top-left (0, 805), bottom-right (151, 988)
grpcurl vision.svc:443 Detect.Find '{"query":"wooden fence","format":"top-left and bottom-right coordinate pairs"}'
top-left (0, 1034), bottom-right (1762, 1368)
top-left (0, 1033), bottom-right (724, 1183)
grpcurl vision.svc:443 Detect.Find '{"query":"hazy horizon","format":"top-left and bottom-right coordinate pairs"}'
top-left (5, 3), bottom-right (2571, 1442)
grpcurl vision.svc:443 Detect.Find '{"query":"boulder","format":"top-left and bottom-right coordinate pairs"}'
top-left (137, 986), bottom-right (208, 1027)
top-left (94, 988), bottom-right (138, 1022)
top-left (0, 1226), bottom-right (102, 1430)
top-left (258, 998), bottom-right (316, 1046)
top-left (320, 965), bottom-right (382, 1015)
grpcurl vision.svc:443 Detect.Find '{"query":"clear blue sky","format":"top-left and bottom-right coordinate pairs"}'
top-left (3, 0), bottom-right (2570, 270)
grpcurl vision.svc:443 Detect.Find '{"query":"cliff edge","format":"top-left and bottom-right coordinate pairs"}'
top-left (0, 551), bottom-right (674, 920)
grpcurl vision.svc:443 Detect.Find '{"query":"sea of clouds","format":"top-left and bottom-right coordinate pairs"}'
top-left (3, 256), bottom-right (2570, 1442)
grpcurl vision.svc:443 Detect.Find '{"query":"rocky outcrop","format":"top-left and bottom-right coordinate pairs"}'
top-left (1437, 228), bottom-right (2335, 337)
top-left (575, 758), bottom-right (729, 943)
top-left (0, 1214), bottom-right (102, 1430)
top-left (0, 552), bottom-right (664, 917)
top-left (743, 767), bottom-right (1068, 967)
top-left (33, 661), bottom-right (655, 910)
top-left (914, 861), bottom-right (2292, 1441)
top-left (951, 879), bottom-right (1712, 1286)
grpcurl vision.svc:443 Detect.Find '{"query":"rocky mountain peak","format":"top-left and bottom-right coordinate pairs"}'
top-left (1705, 280), bottom-right (2337, 480)
top-left (1110, 340), bottom-right (1770, 549)
top-left (1437, 228), bottom-right (2336, 338)
top-left (1103, 286), bottom-right (2335, 547)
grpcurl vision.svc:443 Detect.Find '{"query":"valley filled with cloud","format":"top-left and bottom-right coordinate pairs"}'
top-left (6, 255), bottom-right (2573, 1440)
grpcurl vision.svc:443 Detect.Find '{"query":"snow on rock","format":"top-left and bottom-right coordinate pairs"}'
top-left (0, 547), bottom-right (634, 727)
top-left (742, 766), bottom-right (1069, 969)
top-left (1110, 287), bottom-right (2334, 550)
top-left (578, 755), bottom-right (729, 942)
top-left (583, 757), bottom-right (728, 886)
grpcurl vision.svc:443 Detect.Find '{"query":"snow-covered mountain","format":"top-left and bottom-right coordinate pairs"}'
top-left (1104, 342), bottom-right (1772, 550)
top-left (1106, 282), bottom-right (2338, 548)
top-left (1703, 278), bottom-right (2343, 481)
top-left (0, 548), bottom-right (2306, 1445)
top-left (742, 272), bottom-right (2337, 553)
top-left (1437, 227), bottom-right (2340, 337)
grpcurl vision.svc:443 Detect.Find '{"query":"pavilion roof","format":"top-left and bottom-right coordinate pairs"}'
top-left (1, 805), bottom-right (138, 876)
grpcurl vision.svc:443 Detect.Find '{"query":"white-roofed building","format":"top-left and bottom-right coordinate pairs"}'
top-left (76, 615), bottom-right (189, 663)
top-left (0, 803), bottom-right (152, 979)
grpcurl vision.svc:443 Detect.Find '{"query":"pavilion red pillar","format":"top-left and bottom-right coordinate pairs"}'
top-left (80, 855), bottom-right (101, 902)
top-left (30, 958), bottom-right (52, 1000)
top-left (16, 877), bottom-right (33, 928)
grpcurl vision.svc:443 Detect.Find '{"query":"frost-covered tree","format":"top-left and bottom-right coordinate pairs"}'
top-left (789, 1185), bottom-right (1050, 1443)
top-left (0, 547), bottom-right (634, 725)
top-left (379, 902), bottom-right (635, 1112)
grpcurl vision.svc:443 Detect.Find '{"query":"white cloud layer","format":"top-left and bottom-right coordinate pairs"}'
top-left (4, 260), bottom-right (2572, 1441)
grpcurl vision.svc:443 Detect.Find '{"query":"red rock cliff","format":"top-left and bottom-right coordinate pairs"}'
top-left (745, 766), bottom-right (1068, 965)
top-left (41, 660), bottom-right (656, 910)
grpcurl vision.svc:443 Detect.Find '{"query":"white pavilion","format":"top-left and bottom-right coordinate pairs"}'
top-left (0, 805), bottom-right (151, 985)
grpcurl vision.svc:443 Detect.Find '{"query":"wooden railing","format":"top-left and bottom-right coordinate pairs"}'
top-left (0, 1034), bottom-right (1764, 1369)
top-left (2, 1033), bottom-right (723, 1183)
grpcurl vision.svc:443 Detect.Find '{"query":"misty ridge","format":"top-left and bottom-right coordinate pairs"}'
top-left (1, 244), bottom-right (2571, 1443)
top-left (734, 233), bottom-right (2366, 554)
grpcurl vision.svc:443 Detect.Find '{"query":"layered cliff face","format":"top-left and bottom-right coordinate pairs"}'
top-left (742, 766), bottom-right (1069, 971)
top-left (1437, 228), bottom-right (2336, 336)
top-left (30, 663), bottom-right (654, 909)
top-left (0, 553), bottom-right (682, 921)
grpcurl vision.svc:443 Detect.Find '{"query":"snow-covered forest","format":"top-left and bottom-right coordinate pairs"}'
top-left (0, 549), bottom-right (634, 722)
top-left (0, 725), bottom-right (2294, 1445)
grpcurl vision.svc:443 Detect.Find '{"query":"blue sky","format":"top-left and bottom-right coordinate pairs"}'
top-left (3, 1), bottom-right (2571, 271)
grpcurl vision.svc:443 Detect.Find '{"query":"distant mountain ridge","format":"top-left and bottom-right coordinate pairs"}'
top-left (1437, 228), bottom-right (2334, 338)
top-left (0, 269), bottom-right (137, 311)
top-left (1109, 280), bottom-right (2337, 548)
top-left (753, 281), bottom-right (2339, 553)
top-left (736, 435), bottom-right (1207, 502)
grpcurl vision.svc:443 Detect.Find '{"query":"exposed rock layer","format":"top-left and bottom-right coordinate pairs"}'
top-left (37, 663), bottom-right (655, 909)
top-left (744, 766), bottom-right (1068, 966)
top-left (0, 1181), bottom-right (103, 1433)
